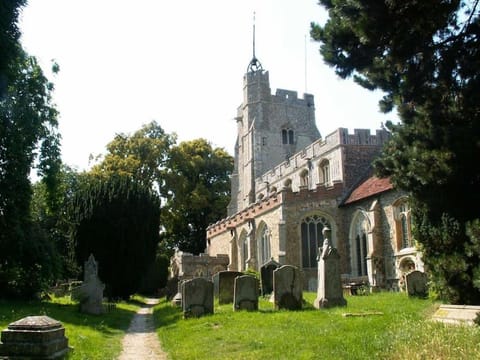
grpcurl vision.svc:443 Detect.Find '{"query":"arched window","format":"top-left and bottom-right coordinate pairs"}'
top-left (350, 211), bottom-right (369, 277)
top-left (258, 224), bottom-right (271, 266)
top-left (283, 178), bottom-right (292, 189)
top-left (319, 159), bottom-right (330, 186)
top-left (300, 169), bottom-right (309, 188)
top-left (394, 199), bottom-right (413, 250)
top-left (238, 230), bottom-right (248, 271)
top-left (301, 215), bottom-right (331, 268)
top-left (282, 128), bottom-right (295, 144)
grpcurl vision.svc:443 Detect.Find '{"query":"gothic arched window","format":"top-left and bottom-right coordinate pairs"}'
top-left (350, 212), bottom-right (369, 277)
top-left (282, 128), bottom-right (294, 144)
top-left (394, 200), bottom-right (413, 250)
top-left (319, 159), bottom-right (330, 186)
top-left (301, 215), bottom-right (331, 268)
top-left (258, 224), bottom-right (271, 266)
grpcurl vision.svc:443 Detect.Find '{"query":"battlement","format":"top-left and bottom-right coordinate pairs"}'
top-left (273, 89), bottom-right (315, 107)
top-left (254, 128), bottom-right (389, 196)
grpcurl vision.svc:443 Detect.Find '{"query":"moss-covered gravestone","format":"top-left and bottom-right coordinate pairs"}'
top-left (0, 315), bottom-right (70, 359)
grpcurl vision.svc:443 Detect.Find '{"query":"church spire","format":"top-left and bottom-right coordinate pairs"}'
top-left (247, 12), bottom-right (263, 73)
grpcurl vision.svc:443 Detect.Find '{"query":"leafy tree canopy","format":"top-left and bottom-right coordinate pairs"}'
top-left (0, 49), bottom-right (62, 298)
top-left (161, 139), bottom-right (233, 255)
top-left (312, 0), bottom-right (480, 303)
top-left (90, 121), bottom-right (176, 191)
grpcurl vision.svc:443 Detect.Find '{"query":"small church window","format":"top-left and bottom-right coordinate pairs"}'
top-left (282, 128), bottom-right (294, 144)
top-left (259, 225), bottom-right (271, 265)
top-left (319, 160), bottom-right (331, 186)
top-left (350, 211), bottom-right (369, 277)
top-left (395, 201), bottom-right (413, 249)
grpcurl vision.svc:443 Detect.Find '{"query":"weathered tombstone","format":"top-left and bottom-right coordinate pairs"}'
top-left (0, 316), bottom-right (70, 359)
top-left (71, 254), bottom-right (105, 314)
top-left (215, 271), bottom-right (243, 304)
top-left (260, 258), bottom-right (281, 296)
top-left (314, 227), bottom-right (347, 309)
top-left (273, 265), bottom-right (303, 310)
top-left (405, 270), bottom-right (428, 298)
top-left (182, 278), bottom-right (214, 318)
top-left (171, 279), bottom-right (186, 307)
top-left (234, 275), bottom-right (259, 311)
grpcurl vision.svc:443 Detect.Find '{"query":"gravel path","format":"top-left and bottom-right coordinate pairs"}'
top-left (118, 298), bottom-right (168, 360)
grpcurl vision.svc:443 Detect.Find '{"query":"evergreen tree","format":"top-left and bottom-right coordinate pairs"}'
top-left (68, 175), bottom-right (161, 299)
top-left (311, 0), bottom-right (480, 303)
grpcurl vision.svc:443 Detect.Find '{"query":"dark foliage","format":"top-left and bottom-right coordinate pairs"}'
top-left (69, 175), bottom-right (161, 299)
top-left (312, 0), bottom-right (480, 303)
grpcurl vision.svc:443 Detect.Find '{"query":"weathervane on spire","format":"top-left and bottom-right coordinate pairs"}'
top-left (247, 12), bottom-right (263, 73)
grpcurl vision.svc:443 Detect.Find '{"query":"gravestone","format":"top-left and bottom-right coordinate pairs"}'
top-left (0, 316), bottom-right (70, 359)
top-left (234, 275), bottom-right (259, 311)
top-left (314, 227), bottom-right (347, 308)
top-left (182, 278), bottom-right (214, 318)
top-left (171, 279), bottom-right (185, 307)
top-left (260, 258), bottom-right (281, 296)
top-left (432, 304), bottom-right (480, 326)
top-left (214, 271), bottom-right (243, 304)
top-left (405, 270), bottom-right (428, 298)
top-left (273, 265), bottom-right (303, 310)
top-left (71, 254), bottom-right (105, 314)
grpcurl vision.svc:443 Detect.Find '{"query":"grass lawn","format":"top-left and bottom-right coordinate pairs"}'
top-left (154, 292), bottom-right (480, 360)
top-left (0, 296), bottom-right (140, 359)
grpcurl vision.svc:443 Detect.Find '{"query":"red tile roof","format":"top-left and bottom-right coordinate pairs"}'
top-left (343, 176), bottom-right (393, 205)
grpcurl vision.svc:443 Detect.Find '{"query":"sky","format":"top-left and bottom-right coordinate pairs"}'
top-left (19, 0), bottom-right (397, 171)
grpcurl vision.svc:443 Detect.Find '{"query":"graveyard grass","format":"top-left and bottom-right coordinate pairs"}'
top-left (155, 292), bottom-right (480, 360)
top-left (0, 295), bottom-right (141, 359)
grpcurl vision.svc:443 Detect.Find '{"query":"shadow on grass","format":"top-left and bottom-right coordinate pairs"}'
top-left (0, 298), bottom-right (138, 334)
top-left (153, 301), bottom-right (182, 328)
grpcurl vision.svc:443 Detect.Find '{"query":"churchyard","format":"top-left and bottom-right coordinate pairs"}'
top-left (2, 291), bottom-right (477, 359)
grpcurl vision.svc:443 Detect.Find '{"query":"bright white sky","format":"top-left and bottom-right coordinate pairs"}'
top-left (19, 0), bottom-right (396, 171)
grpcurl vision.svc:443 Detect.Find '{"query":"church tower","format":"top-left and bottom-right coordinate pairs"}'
top-left (228, 23), bottom-right (320, 215)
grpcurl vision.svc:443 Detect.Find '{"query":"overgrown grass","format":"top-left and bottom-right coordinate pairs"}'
top-left (0, 296), bottom-right (140, 359)
top-left (154, 292), bottom-right (480, 360)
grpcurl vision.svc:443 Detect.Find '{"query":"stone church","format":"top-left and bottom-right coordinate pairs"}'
top-left (202, 54), bottom-right (424, 292)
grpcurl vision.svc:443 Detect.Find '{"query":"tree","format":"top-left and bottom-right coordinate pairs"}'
top-left (0, 0), bottom-right (27, 97)
top-left (90, 121), bottom-right (176, 191)
top-left (311, 0), bottom-right (480, 303)
top-left (0, 50), bottom-right (62, 298)
top-left (161, 139), bottom-right (233, 254)
top-left (68, 175), bottom-right (161, 299)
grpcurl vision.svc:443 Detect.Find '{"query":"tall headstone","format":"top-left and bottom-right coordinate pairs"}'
top-left (314, 227), bottom-right (347, 308)
top-left (260, 258), bottom-right (281, 296)
top-left (214, 271), bottom-right (243, 304)
top-left (182, 278), bottom-right (214, 318)
top-left (273, 265), bottom-right (303, 310)
top-left (71, 254), bottom-right (106, 314)
top-left (405, 270), bottom-right (428, 298)
top-left (234, 275), bottom-right (259, 311)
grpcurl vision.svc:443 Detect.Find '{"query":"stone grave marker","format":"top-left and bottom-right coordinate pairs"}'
top-left (0, 315), bottom-right (70, 359)
top-left (273, 265), bottom-right (303, 310)
top-left (260, 258), bottom-right (281, 296)
top-left (432, 304), bottom-right (480, 326)
top-left (182, 277), bottom-right (214, 318)
top-left (314, 227), bottom-right (347, 308)
top-left (71, 254), bottom-right (106, 314)
top-left (215, 271), bottom-right (243, 304)
top-left (405, 270), bottom-right (428, 298)
top-left (234, 275), bottom-right (259, 311)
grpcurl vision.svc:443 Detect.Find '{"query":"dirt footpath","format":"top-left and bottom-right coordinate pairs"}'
top-left (118, 298), bottom-right (168, 360)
